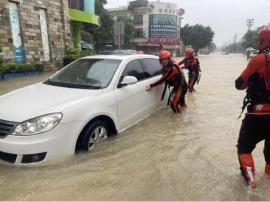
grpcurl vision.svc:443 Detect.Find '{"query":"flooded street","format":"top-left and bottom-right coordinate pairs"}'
top-left (1, 54), bottom-right (270, 200)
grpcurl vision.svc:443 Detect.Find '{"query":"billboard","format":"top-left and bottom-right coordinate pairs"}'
top-left (149, 14), bottom-right (177, 38)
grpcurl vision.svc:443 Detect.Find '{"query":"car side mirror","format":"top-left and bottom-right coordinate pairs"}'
top-left (120, 76), bottom-right (138, 86)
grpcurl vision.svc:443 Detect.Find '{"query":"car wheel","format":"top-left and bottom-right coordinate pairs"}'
top-left (80, 121), bottom-right (108, 151)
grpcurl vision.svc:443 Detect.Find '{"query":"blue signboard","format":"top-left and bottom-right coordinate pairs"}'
top-left (9, 2), bottom-right (25, 64)
top-left (149, 14), bottom-right (177, 38)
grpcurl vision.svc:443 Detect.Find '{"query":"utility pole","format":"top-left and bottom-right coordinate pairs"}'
top-left (246, 19), bottom-right (254, 31)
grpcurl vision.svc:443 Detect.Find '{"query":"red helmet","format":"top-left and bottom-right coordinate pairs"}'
top-left (258, 25), bottom-right (270, 50)
top-left (159, 50), bottom-right (171, 60)
top-left (185, 48), bottom-right (194, 57)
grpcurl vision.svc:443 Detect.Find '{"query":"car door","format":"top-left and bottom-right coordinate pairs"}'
top-left (115, 59), bottom-right (153, 129)
top-left (140, 58), bottom-right (165, 108)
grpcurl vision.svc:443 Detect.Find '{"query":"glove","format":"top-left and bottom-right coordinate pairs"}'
top-left (145, 85), bottom-right (151, 91)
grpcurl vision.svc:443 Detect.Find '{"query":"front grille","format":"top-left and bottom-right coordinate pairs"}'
top-left (0, 119), bottom-right (17, 138)
top-left (0, 151), bottom-right (17, 163)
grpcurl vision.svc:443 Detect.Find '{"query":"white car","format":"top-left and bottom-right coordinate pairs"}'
top-left (0, 54), bottom-right (165, 165)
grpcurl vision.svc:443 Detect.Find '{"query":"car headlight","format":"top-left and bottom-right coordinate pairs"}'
top-left (11, 113), bottom-right (63, 136)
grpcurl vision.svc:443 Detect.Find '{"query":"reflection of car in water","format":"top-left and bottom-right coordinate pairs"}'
top-left (0, 54), bottom-right (165, 165)
top-left (249, 50), bottom-right (259, 60)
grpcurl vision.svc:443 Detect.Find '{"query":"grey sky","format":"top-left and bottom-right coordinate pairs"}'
top-left (105, 0), bottom-right (270, 47)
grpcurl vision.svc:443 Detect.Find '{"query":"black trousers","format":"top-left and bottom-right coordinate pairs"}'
top-left (237, 114), bottom-right (270, 164)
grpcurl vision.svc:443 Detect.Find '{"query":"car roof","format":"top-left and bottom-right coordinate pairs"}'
top-left (81, 54), bottom-right (158, 61)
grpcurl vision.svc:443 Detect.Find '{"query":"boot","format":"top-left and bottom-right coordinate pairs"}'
top-left (265, 164), bottom-right (270, 176)
top-left (239, 154), bottom-right (257, 188)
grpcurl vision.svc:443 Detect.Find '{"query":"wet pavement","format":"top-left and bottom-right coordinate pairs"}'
top-left (0, 54), bottom-right (270, 200)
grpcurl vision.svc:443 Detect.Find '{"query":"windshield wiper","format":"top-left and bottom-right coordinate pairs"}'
top-left (44, 80), bottom-right (102, 89)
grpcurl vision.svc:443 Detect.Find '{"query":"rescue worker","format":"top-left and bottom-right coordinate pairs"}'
top-left (178, 48), bottom-right (201, 93)
top-left (235, 25), bottom-right (270, 188)
top-left (146, 50), bottom-right (188, 113)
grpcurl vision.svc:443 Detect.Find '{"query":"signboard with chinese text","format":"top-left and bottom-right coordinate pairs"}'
top-left (149, 14), bottom-right (177, 38)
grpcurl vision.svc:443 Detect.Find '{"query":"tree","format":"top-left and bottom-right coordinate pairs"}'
top-left (209, 42), bottom-right (217, 52)
top-left (117, 16), bottom-right (135, 49)
top-left (93, 0), bottom-right (114, 50)
top-left (181, 24), bottom-right (215, 54)
top-left (241, 28), bottom-right (262, 50)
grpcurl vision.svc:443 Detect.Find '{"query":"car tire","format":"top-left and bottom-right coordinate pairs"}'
top-left (80, 120), bottom-right (109, 151)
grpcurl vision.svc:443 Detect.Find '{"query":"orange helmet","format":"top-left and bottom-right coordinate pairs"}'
top-left (185, 48), bottom-right (194, 57)
top-left (159, 50), bottom-right (171, 61)
top-left (258, 25), bottom-right (270, 51)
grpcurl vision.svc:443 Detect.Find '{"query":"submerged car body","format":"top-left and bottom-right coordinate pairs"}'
top-left (0, 54), bottom-right (165, 165)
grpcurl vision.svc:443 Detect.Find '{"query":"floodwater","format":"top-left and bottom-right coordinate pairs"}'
top-left (0, 54), bottom-right (270, 200)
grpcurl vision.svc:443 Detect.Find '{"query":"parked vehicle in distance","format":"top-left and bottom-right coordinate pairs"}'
top-left (112, 49), bottom-right (138, 55)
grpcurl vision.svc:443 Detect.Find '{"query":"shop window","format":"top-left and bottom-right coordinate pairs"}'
top-left (68, 0), bottom-right (84, 10)
top-left (135, 29), bottom-right (144, 38)
top-left (134, 15), bottom-right (143, 25)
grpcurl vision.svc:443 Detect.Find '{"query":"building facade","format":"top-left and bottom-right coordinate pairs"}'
top-left (0, 0), bottom-right (71, 68)
top-left (0, 0), bottom-right (100, 69)
top-left (108, 0), bottom-right (185, 56)
top-left (68, 0), bottom-right (100, 49)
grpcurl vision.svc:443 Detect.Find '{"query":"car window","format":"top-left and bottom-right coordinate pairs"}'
top-left (141, 58), bottom-right (162, 78)
top-left (45, 59), bottom-right (121, 89)
top-left (120, 59), bottom-right (145, 81)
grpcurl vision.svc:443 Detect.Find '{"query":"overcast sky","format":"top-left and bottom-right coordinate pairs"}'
top-left (105, 0), bottom-right (270, 47)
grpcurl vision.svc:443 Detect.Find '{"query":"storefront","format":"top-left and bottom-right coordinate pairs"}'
top-left (0, 0), bottom-right (71, 68)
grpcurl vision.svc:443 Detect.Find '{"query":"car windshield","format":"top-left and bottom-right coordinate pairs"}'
top-left (45, 59), bottom-right (121, 89)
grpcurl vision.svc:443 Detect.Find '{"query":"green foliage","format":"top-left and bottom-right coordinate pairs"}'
top-left (0, 63), bottom-right (44, 74)
top-left (80, 50), bottom-right (96, 57)
top-left (241, 28), bottom-right (261, 50)
top-left (117, 16), bottom-right (136, 48)
top-left (181, 24), bottom-right (215, 54)
top-left (63, 48), bottom-right (96, 66)
top-left (93, 0), bottom-right (114, 50)
top-left (65, 48), bottom-right (81, 59)
top-left (0, 46), bottom-right (3, 64)
top-left (81, 31), bottom-right (93, 43)
top-left (209, 42), bottom-right (217, 52)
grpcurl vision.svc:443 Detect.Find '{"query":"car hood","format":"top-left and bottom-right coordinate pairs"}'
top-left (0, 83), bottom-right (103, 122)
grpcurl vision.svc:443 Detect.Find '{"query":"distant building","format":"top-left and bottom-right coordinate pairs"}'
top-left (108, 0), bottom-right (185, 56)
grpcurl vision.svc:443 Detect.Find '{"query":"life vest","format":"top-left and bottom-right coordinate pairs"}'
top-left (161, 63), bottom-right (186, 101)
top-left (241, 52), bottom-right (270, 113)
top-left (184, 58), bottom-right (200, 76)
top-left (165, 63), bottom-right (183, 87)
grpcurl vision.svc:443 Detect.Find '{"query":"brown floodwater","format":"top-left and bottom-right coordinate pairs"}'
top-left (0, 54), bottom-right (269, 200)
